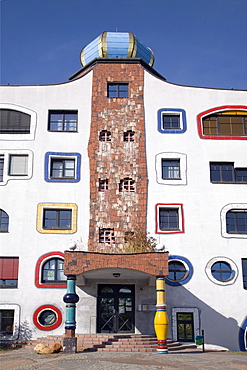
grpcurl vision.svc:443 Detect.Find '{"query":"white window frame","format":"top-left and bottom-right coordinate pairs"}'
top-left (205, 256), bottom-right (238, 286)
top-left (0, 103), bottom-right (37, 141)
top-left (0, 304), bottom-right (20, 341)
top-left (0, 150), bottom-right (33, 186)
top-left (221, 203), bottom-right (247, 239)
top-left (156, 152), bottom-right (187, 185)
top-left (156, 204), bottom-right (184, 234)
top-left (171, 307), bottom-right (200, 342)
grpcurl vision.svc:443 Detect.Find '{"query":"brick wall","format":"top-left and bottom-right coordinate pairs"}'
top-left (64, 251), bottom-right (168, 276)
top-left (88, 61), bottom-right (147, 252)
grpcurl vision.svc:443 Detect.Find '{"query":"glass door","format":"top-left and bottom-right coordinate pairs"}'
top-left (97, 284), bottom-right (135, 333)
top-left (177, 312), bottom-right (194, 342)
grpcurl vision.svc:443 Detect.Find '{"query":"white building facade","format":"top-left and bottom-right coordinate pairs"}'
top-left (0, 32), bottom-right (246, 351)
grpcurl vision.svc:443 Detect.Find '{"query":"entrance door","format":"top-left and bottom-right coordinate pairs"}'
top-left (97, 284), bottom-right (135, 333)
top-left (177, 312), bottom-right (194, 342)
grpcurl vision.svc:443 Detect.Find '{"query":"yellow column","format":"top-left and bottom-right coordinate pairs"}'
top-left (154, 276), bottom-right (169, 353)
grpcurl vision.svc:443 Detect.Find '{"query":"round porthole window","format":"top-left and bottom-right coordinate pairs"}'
top-left (33, 305), bottom-right (62, 331)
top-left (211, 261), bottom-right (232, 282)
top-left (166, 256), bottom-right (193, 286)
top-left (205, 257), bottom-right (238, 286)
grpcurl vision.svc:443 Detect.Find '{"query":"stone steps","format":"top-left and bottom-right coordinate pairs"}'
top-left (24, 334), bottom-right (197, 352)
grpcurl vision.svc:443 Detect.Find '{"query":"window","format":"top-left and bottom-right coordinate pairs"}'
top-left (158, 109), bottom-right (187, 134)
top-left (159, 208), bottom-right (179, 231)
top-left (123, 130), bottom-right (135, 142)
top-left (162, 160), bottom-right (180, 179)
top-left (221, 204), bottom-right (247, 239)
top-left (45, 152), bottom-right (81, 183)
top-left (203, 114), bottom-right (246, 136)
top-left (0, 109), bottom-right (31, 134)
top-left (37, 203), bottom-right (77, 234)
top-left (197, 106), bottom-right (247, 140)
top-left (99, 179), bottom-right (109, 191)
top-left (0, 258), bottom-right (19, 288)
top-left (43, 209), bottom-right (72, 230)
top-left (242, 259), bottom-right (247, 289)
top-left (99, 130), bottom-right (111, 141)
top-left (0, 156), bottom-right (4, 182)
top-left (99, 228), bottom-right (115, 244)
top-left (156, 204), bottom-right (184, 234)
top-left (163, 114), bottom-right (180, 130)
top-left (0, 104), bottom-right (37, 140)
top-left (48, 111), bottom-right (77, 132)
top-left (168, 261), bottom-right (187, 281)
top-left (205, 257), bottom-right (238, 285)
top-left (226, 210), bottom-right (247, 234)
top-left (41, 258), bottom-right (66, 284)
top-left (210, 162), bottom-right (247, 183)
top-left (0, 150), bottom-right (33, 185)
top-left (156, 152), bottom-right (187, 185)
top-left (35, 252), bottom-right (67, 288)
top-left (211, 262), bottom-right (232, 281)
top-left (50, 158), bottom-right (75, 179)
top-left (236, 168), bottom-right (247, 183)
top-left (166, 256), bottom-right (193, 286)
top-left (119, 178), bottom-right (135, 192)
top-left (8, 155), bottom-right (28, 176)
top-left (107, 83), bottom-right (128, 98)
top-left (0, 310), bottom-right (14, 335)
top-left (33, 305), bottom-right (62, 331)
top-left (0, 210), bottom-right (9, 232)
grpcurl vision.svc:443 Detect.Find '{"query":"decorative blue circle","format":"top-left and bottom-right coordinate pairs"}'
top-left (165, 255), bottom-right (193, 286)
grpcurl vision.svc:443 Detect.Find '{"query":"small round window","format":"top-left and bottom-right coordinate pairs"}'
top-left (33, 305), bottom-right (62, 331)
top-left (168, 261), bottom-right (187, 281)
top-left (165, 256), bottom-right (193, 286)
top-left (39, 310), bottom-right (57, 326)
top-left (211, 261), bottom-right (232, 282)
top-left (205, 257), bottom-right (238, 286)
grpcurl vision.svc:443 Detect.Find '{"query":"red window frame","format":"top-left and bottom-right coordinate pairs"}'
top-left (35, 252), bottom-right (66, 289)
top-left (197, 106), bottom-right (247, 140)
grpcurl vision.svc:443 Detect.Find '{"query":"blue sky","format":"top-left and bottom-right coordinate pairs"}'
top-left (1, 0), bottom-right (246, 89)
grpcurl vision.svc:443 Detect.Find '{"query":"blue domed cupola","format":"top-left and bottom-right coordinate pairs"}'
top-left (80, 32), bottom-right (155, 67)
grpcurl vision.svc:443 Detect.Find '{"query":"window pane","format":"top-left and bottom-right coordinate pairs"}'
top-left (9, 155), bottom-right (28, 176)
top-left (211, 261), bottom-right (232, 281)
top-left (163, 115), bottom-right (180, 129)
top-left (236, 168), bottom-right (247, 182)
top-left (64, 114), bottom-right (77, 131)
top-left (49, 114), bottom-right (63, 131)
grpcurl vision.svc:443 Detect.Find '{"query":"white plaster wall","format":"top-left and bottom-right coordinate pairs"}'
top-left (144, 70), bottom-right (247, 351)
top-left (0, 73), bottom-right (92, 339)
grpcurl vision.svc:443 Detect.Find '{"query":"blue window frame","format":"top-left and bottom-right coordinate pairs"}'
top-left (226, 210), bottom-right (247, 234)
top-left (45, 152), bottom-right (81, 183)
top-left (158, 109), bottom-right (187, 134)
top-left (165, 256), bottom-right (193, 286)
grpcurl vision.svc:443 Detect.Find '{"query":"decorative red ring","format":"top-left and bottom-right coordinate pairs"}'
top-left (33, 304), bottom-right (62, 331)
top-left (197, 105), bottom-right (247, 140)
top-left (35, 252), bottom-right (67, 289)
